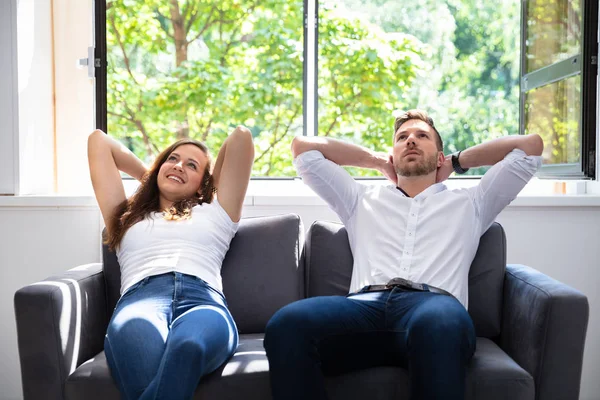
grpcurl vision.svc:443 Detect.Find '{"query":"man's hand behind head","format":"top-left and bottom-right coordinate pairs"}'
top-left (379, 154), bottom-right (398, 185)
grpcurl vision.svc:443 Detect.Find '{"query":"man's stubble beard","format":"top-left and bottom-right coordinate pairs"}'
top-left (395, 152), bottom-right (438, 177)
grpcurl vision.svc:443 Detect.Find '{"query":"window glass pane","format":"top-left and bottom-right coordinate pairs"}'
top-left (107, 0), bottom-right (303, 177)
top-left (318, 0), bottom-right (520, 177)
top-left (525, 0), bottom-right (581, 73)
top-left (525, 75), bottom-right (580, 164)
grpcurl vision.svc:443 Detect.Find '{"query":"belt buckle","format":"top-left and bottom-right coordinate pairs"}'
top-left (387, 277), bottom-right (424, 291)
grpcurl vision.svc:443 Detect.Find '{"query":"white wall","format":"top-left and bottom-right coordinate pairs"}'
top-left (0, 202), bottom-right (598, 400)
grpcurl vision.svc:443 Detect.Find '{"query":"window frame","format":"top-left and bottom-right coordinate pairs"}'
top-left (0, 0), bottom-right (19, 195)
top-left (94, 0), bottom-right (107, 133)
top-left (519, 0), bottom-right (598, 179)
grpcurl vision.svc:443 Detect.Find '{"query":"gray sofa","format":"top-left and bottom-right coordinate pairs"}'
top-left (14, 214), bottom-right (589, 400)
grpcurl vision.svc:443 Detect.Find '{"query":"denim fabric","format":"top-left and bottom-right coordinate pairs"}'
top-left (264, 287), bottom-right (476, 400)
top-left (104, 272), bottom-right (238, 400)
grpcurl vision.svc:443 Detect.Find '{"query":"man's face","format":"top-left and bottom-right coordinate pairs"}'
top-left (392, 119), bottom-right (442, 177)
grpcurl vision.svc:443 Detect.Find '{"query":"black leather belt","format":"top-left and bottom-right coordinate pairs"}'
top-left (360, 277), bottom-right (453, 297)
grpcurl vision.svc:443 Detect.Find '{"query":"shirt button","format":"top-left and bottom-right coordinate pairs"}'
top-left (408, 232), bottom-right (413, 236)
top-left (411, 213), bottom-right (416, 217)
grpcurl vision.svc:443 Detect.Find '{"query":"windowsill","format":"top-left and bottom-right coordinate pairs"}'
top-left (1, 178), bottom-right (600, 207)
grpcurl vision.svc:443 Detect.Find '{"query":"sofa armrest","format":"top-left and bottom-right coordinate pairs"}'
top-left (500, 264), bottom-right (589, 400)
top-left (14, 263), bottom-right (108, 400)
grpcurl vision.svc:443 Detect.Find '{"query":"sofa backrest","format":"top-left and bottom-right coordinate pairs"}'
top-left (102, 213), bottom-right (305, 334)
top-left (304, 221), bottom-right (506, 339)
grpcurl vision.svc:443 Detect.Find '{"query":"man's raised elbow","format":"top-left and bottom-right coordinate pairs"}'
top-left (291, 136), bottom-right (305, 159)
top-left (528, 134), bottom-right (544, 156)
top-left (291, 136), bottom-right (326, 159)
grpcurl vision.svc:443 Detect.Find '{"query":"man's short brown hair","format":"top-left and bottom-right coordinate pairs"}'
top-left (393, 109), bottom-right (443, 152)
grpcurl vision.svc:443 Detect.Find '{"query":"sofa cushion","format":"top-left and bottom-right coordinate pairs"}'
top-left (305, 221), bottom-right (506, 338)
top-left (65, 336), bottom-right (532, 400)
top-left (103, 214), bottom-right (305, 334)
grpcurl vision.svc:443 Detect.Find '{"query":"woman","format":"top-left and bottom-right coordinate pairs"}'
top-left (88, 126), bottom-right (254, 400)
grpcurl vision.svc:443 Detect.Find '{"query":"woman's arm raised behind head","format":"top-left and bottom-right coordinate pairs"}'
top-left (87, 129), bottom-right (148, 230)
top-left (211, 126), bottom-right (255, 223)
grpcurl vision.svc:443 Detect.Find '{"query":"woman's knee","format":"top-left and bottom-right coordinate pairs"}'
top-left (172, 337), bottom-right (209, 359)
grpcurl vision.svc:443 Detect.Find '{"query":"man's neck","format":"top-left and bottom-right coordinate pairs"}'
top-left (396, 174), bottom-right (437, 198)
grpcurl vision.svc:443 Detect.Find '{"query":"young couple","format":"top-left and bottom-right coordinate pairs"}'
top-left (88, 109), bottom-right (543, 400)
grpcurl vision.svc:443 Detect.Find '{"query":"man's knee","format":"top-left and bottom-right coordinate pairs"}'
top-left (410, 296), bottom-right (474, 340)
top-left (264, 300), bottom-right (318, 352)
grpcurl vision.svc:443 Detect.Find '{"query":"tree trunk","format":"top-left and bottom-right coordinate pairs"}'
top-left (169, 0), bottom-right (188, 67)
top-left (169, 0), bottom-right (189, 138)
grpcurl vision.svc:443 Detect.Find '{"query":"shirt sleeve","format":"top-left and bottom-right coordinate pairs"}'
top-left (294, 150), bottom-right (364, 223)
top-left (468, 148), bottom-right (543, 235)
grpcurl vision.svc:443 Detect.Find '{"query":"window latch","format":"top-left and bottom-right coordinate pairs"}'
top-left (76, 46), bottom-right (99, 79)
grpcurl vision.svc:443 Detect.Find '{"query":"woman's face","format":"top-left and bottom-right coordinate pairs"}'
top-left (157, 144), bottom-right (210, 205)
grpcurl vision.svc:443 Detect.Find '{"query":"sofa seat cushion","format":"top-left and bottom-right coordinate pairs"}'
top-left (65, 334), bottom-right (270, 400)
top-left (326, 338), bottom-right (533, 400)
top-left (65, 336), bottom-right (533, 400)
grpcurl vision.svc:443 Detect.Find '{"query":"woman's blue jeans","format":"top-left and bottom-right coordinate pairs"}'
top-left (104, 272), bottom-right (238, 400)
top-left (264, 287), bottom-right (476, 400)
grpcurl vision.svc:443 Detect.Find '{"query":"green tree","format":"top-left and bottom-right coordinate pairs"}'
top-left (334, 0), bottom-right (521, 175)
top-left (107, 0), bottom-right (423, 177)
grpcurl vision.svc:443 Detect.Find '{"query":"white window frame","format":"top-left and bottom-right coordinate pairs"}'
top-left (0, 0), bottom-right (20, 195)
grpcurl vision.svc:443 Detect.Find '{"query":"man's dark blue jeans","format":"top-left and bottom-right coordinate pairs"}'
top-left (264, 287), bottom-right (476, 400)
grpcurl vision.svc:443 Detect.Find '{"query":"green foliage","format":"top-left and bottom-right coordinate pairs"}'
top-left (106, 0), bottom-right (530, 177)
top-left (317, 1), bottom-right (424, 153)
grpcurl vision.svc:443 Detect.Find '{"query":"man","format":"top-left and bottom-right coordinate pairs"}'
top-left (263, 109), bottom-right (544, 400)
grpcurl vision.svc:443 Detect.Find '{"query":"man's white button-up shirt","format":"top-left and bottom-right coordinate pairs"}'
top-left (295, 149), bottom-right (542, 308)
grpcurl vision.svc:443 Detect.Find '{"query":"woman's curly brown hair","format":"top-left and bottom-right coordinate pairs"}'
top-left (105, 138), bottom-right (216, 251)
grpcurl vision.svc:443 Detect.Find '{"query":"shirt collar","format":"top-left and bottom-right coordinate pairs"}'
top-left (393, 182), bottom-right (447, 199)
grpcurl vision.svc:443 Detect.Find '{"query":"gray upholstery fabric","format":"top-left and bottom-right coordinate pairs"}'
top-left (103, 214), bottom-right (305, 333)
top-left (467, 223), bottom-right (506, 338)
top-left (304, 221), bottom-right (353, 298)
top-left (465, 338), bottom-right (534, 400)
top-left (64, 336), bottom-right (533, 400)
top-left (221, 214), bottom-right (305, 333)
top-left (65, 334), bottom-right (271, 400)
top-left (305, 220), bottom-right (506, 338)
top-left (501, 264), bottom-right (589, 400)
top-left (101, 230), bottom-right (121, 319)
top-left (326, 338), bottom-right (533, 400)
top-left (64, 352), bottom-right (120, 400)
top-left (14, 264), bottom-right (108, 400)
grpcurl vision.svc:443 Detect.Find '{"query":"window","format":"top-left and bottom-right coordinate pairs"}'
top-left (96, 0), bottom-right (598, 179)
top-left (521, 0), bottom-right (597, 178)
top-left (101, 0), bottom-right (304, 177)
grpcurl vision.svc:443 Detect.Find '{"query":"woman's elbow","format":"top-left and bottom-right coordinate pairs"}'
top-left (231, 125), bottom-right (254, 157)
top-left (88, 129), bottom-right (105, 143)
top-left (87, 129), bottom-right (107, 152)
top-left (232, 125), bottom-right (253, 142)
